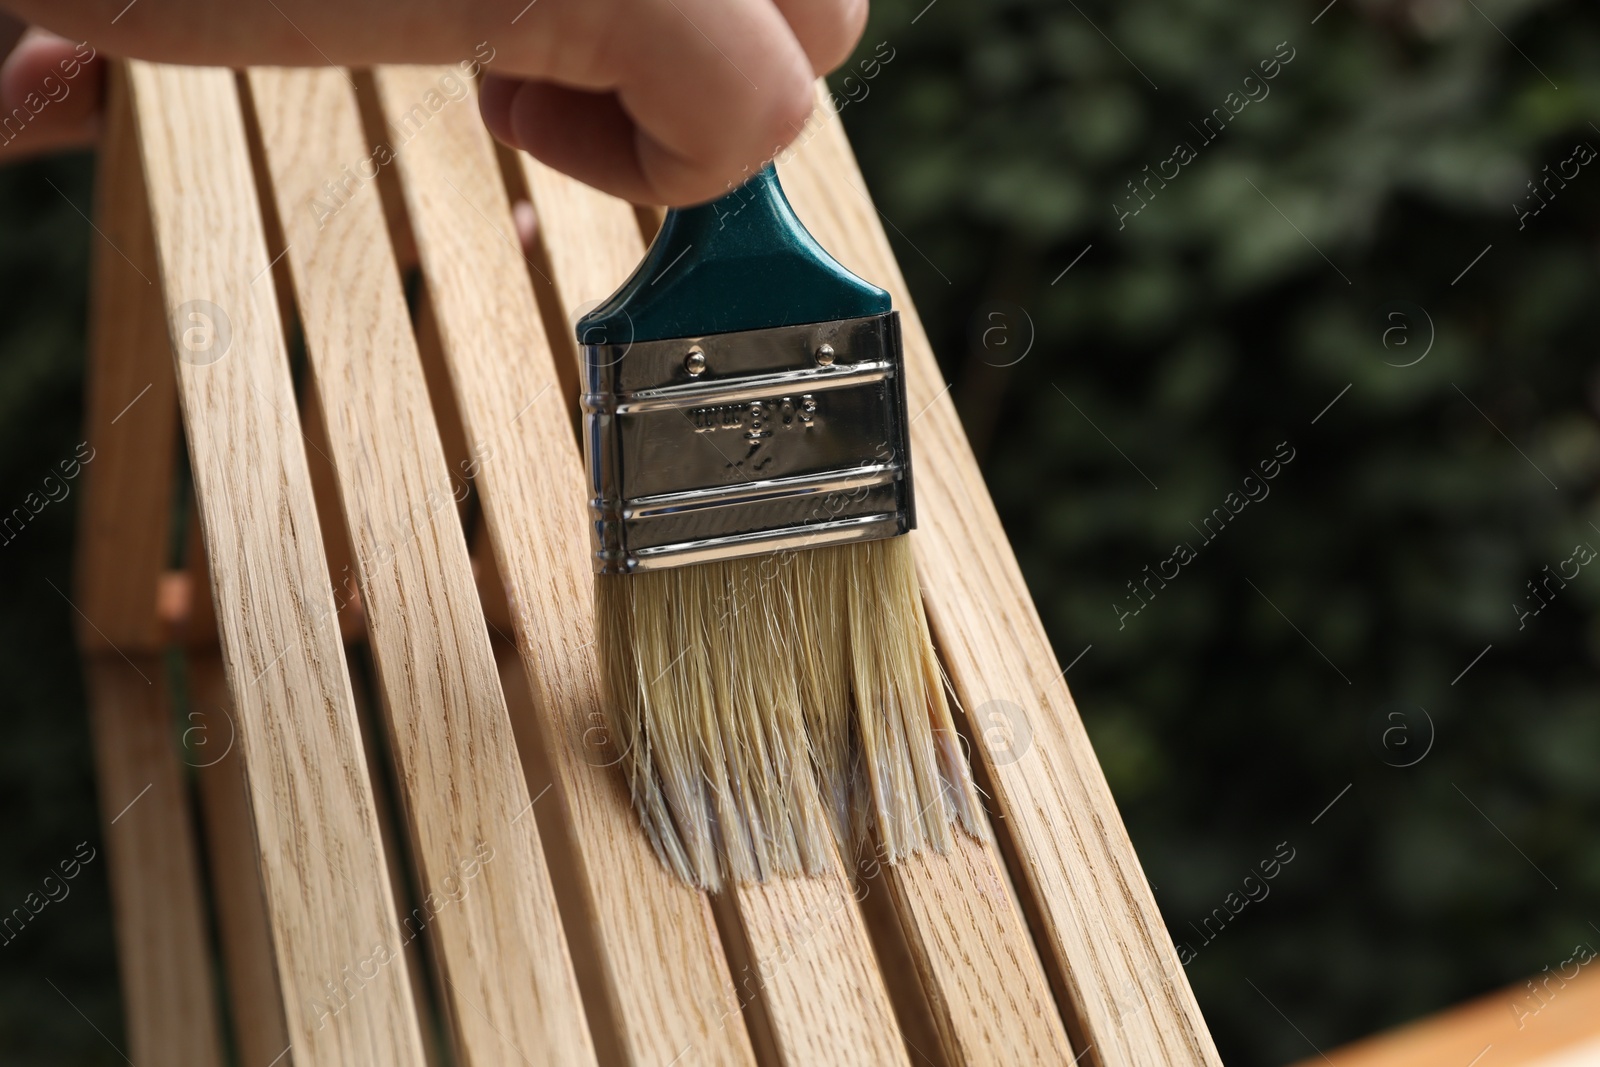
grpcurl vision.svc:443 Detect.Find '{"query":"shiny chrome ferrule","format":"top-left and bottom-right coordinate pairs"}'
top-left (582, 312), bottom-right (915, 575)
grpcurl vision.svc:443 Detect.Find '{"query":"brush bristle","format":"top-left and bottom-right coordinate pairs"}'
top-left (596, 536), bottom-right (985, 891)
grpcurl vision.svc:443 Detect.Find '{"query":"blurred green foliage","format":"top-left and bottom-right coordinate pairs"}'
top-left (3, 1), bottom-right (1599, 1063)
top-left (0, 150), bottom-right (115, 1065)
top-left (842, 0), bottom-right (1600, 1062)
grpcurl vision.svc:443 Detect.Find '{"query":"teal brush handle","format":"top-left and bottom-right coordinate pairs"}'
top-left (577, 167), bottom-right (891, 345)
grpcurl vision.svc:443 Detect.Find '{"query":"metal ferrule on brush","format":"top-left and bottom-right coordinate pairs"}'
top-left (583, 313), bottom-right (915, 575)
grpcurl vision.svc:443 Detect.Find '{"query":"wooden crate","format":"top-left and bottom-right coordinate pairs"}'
top-left (73, 58), bottom-right (1220, 1067)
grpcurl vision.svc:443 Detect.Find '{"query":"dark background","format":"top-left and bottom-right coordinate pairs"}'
top-left (3, 0), bottom-right (1599, 1063)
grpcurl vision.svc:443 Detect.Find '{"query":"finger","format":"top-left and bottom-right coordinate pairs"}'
top-left (486, 0), bottom-right (818, 205)
top-left (483, 77), bottom-right (656, 204)
top-left (768, 0), bottom-right (869, 75)
top-left (0, 29), bottom-right (104, 161)
top-left (613, 0), bottom-right (816, 203)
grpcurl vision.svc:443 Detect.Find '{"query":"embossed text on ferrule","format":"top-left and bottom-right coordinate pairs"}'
top-left (689, 395), bottom-right (818, 438)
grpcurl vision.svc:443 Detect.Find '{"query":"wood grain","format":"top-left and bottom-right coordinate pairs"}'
top-left (872, 837), bottom-right (1077, 1066)
top-left (719, 873), bottom-right (912, 1067)
top-left (516, 149), bottom-right (1061, 1067)
top-left (125, 60), bottom-right (429, 1066)
top-left (243, 66), bottom-right (597, 1067)
top-left (84, 655), bottom-right (226, 1067)
top-left (74, 64), bottom-right (177, 652)
top-left (188, 655), bottom-right (293, 1067)
top-left (370, 65), bottom-right (755, 1067)
top-left (775, 91), bottom-right (1220, 1067)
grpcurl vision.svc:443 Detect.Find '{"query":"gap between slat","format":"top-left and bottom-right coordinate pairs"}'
top-left (493, 139), bottom-right (583, 439)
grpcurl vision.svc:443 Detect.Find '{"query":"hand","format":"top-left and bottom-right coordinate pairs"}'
top-left (477, 0), bottom-right (867, 205)
top-left (0, 0), bottom-right (868, 204)
top-left (0, 19), bottom-right (104, 162)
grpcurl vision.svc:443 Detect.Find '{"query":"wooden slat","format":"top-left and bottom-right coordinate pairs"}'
top-left (718, 876), bottom-right (911, 1067)
top-left (74, 63), bottom-right (177, 651)
top-left (85, 656), bottom-right (226, 1066)
top-left (243, 66), bottom-right (596, 1067)
top-left (517, 130), bottom-right (1073, 1067)
top-left (1299, 966), bottom-right (1600, 1067)
top-left (871, 838), bottom-right (1076, 1066)
top-left (125, 60), bottom-right (429, 1065)
top-left (369, 65), bottom-right (755, 1067)
top-left (75, 72), bottom-right (224, 1066)
top-left (775, 93), bottom-right (1220, 1066)
top-left (188, 655), bottom-right (292, 1067)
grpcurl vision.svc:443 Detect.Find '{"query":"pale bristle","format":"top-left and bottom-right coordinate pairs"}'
top-left (595, 536), bottom-right (984, 891)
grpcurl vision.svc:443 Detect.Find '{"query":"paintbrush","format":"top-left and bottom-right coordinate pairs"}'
top-left (579, 166), bottom-right (983, 891)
